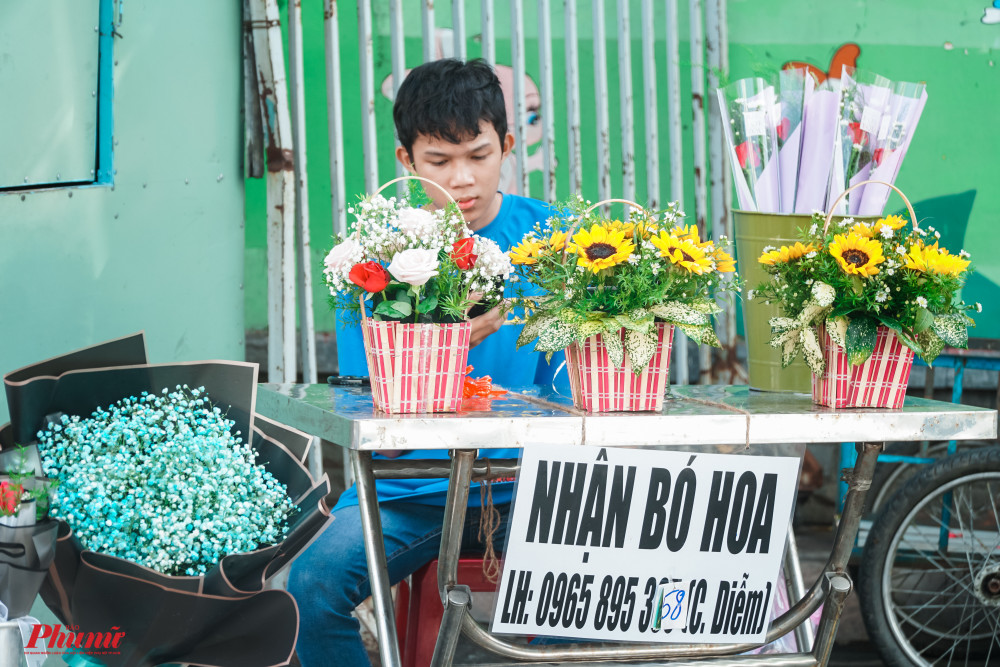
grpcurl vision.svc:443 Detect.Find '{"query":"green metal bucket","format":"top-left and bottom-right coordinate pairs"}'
top-left (733, 210), bottom-right (877, 393)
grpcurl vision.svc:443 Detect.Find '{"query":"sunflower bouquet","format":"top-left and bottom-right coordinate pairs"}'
top-left (751, 182), bottom-right (977, 407)
top-left (510, 196), bottom-right (739, 410)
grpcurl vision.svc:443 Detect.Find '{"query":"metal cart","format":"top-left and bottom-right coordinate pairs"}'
top-left (257, 383), bottom-right (996, 667)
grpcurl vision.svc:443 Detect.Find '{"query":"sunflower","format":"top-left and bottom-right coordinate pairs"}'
top-left (651, 232), bottom-right (713, 274)
top-left (828, 233), bottom-right (885, 277)
top-left (571, 224), bottom-right (635, 272)
top-left (712, 246), bottom-right (736, 273)
top-left (758, 242), bottom-right (817, 266)
top-left (546, 230), bottom-right (570, 252)
top-left (510, 238), bottom-right (544, 265)
top-left (902, 243), bottom-right (929, 272)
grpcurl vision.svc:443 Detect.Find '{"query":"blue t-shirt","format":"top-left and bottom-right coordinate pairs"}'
top-left (334, 193), bottom-right (569, 508)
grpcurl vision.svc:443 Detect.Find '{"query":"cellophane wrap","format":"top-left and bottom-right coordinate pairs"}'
top-left (565, 323), bottom-right (674, 412)
top-left (812, 324), bottom-right (914, 409)
top-left (362, 319), bottom-right (471, 414)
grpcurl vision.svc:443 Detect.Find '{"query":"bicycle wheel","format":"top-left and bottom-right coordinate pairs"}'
top-left (859, 447), bottom-right (1000, 666)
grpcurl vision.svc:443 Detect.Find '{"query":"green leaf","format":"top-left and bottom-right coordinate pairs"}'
top-left (931, 314), bottom-right (969, 348)
top-left (516, 314), bottom-right (557, 348)
top-left (780, 337), bottom-right (799, 368)
top-left (624, 329), bottom-right (658, 372)
top-left (845, 315), bottom-right (877, 366)
top-left (916, 329), bottom-right (946, 365)
top-left (416, 295), bottom-right (438, 314)
top-left (769, 317), bottom-right (798, 334)
top-left (827, 316), bottom-right (849, 351)
top-left (914, 307), bottom-right (934, 334)
top-left (374, 299), bottom-right (412, 318)
top-left (534, 320), bottom-right (580, 352)
top-left (578, 319), bottom-right (609, 340)
top-left (614, 310), bottom-right (654, 332)
top-left (850, 275), bottom-right (864, 296)
top-left (394, 288), bottom-right (409, 302)
top-left (603, 330), bottom-right (625, 367)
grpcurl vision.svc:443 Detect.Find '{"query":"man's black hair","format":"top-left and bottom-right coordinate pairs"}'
top-left (393, 58), bottom-right (508, 160)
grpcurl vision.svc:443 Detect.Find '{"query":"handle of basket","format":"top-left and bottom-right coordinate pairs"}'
top-left (374, 175), bottom-right (458, 205)
top-left (560, 198), bottom-right (649, 263)
top-left (823, 180), bottom-right (918, 236)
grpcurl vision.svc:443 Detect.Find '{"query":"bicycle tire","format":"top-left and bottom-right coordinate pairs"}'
top-left (859, 447), bottom-right (1000, 666)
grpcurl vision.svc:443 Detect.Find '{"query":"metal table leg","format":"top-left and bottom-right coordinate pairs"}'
top-left (352, 450), bottom-right (402, 667)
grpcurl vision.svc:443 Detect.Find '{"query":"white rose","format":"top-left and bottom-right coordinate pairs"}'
top-left (388, 248), bottom-right (440, 286)
top-left (396, 207), bottom-right (437, 235)
top-left (324, 237), bottom-right (360, 273)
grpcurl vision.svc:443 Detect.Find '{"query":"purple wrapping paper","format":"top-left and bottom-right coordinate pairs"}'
top-left (794, 87), bottom-right (840, 214)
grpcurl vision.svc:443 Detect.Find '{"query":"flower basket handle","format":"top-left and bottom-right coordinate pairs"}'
top-left (560, 198), bottom-right (650, 263)
top-left (823, 180), bottom-right (918, 235)
top-left (373, 175), bottom-right (457, 205)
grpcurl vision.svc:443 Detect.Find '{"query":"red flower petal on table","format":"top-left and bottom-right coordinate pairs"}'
top-left (776, 117), bottom-right (792, 142)
top-left (450, 237), bottom-right (478, 270)
top-left (348, 261), bottom-right (391, 293)
top-left (735, 141), bottom-right (761, 169)
top-left (847, 122), bottom-right (868, 146)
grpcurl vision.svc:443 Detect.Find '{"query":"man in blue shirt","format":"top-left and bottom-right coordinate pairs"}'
top-left (289, 58), bottom-right (567, 666)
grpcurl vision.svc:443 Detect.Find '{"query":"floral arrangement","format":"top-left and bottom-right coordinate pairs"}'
top-left (0, 446), bottom-right (57, 524)
top-left (35, 385), bottom-right (296, 576)
top-left (511, 196), bottom-right (739, 370)
top-left (751, 212), bottom-right (978, 375)
top-left (323, 193), bottom-right (513, 324)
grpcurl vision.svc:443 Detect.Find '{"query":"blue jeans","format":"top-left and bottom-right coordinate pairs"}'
top-left (289, 500), bottom-right (509, 667)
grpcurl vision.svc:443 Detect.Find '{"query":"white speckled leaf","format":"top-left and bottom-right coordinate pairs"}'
top-left (801, 327), bottom-right (825, 376)
top-left (624, 329), bottom-right (657, 372)
top-left (781, 337), bottom-right (799, 368)
top-left (931, 314), bottom-right (969, 348)
top-left (827, 316), bottom-right (849, 351)
top-left (534, 320), bottom-right (580, 352)
top-left (604, 330), bottom-right (625, 367)
top-left (679, 323), bottom-right (721, 348)
top-left (517, 314), bottom-right (557, 348)
top-left (846, 316), bottom-right (877, 366)
top-left (650, 302), bottom-right (711, 326)
top-left (769, 317), bottom-right (798, 334)
top-left (578, 319), bottom-right (609, 340)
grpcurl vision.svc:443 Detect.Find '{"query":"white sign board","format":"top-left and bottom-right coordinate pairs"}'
top-left (491, 444), bottom-right (800, 644)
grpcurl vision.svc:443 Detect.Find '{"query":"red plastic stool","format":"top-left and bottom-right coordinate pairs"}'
top-left (395, 557), bottom-right (497, 667)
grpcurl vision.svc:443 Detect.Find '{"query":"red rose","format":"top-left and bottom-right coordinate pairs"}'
top-left (776, 117), bottom-right (791, 142)
top-left (348, 261), bottom-right (391, 293)
top-left (450, 237), bottom-right (478, 270)
top-left (735, 141), bottom-right (761, 169)
top-left (873, 148), bottom-right (888, 166)
top-left (0, 481), bottom-right (22, 515)
top-left (847, 122), bottom-right (868, 146)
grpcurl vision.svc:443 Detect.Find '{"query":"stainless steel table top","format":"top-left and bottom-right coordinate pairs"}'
top-left (257, 383), bottom-right (997, 452)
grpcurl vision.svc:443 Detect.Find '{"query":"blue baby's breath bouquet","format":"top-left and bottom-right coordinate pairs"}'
top-left (36, 385), bottom-right (296, 576)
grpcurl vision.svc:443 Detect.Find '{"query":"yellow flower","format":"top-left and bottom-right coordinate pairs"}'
top-left (510, 238), bottom-right (544, 265)
top-left (875, 214), bottom-right (907, 232)
top-left (849, 223), bottom-right (874, 238)
top-left (906, 243), bottom-right (970, 277)
top-left (651, 232), bottom-right (714, 274)
top-left (671, 224), bottom-right (702, 243)
top-left (829, 233), bottom-right (885, 277)
top-left (758, 242), bottom-right (816, 266)
top-left (712, 246), bottom-right (736, 273)
top-left (546, 230), bottom-right (569, 252)
top-left (571, 224), bottom-right (635, 272)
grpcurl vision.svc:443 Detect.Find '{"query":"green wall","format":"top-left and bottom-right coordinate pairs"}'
top-left (0, 1), bottom-right (246, 424)
top-left (245, 0), bottom-right (1000, 339)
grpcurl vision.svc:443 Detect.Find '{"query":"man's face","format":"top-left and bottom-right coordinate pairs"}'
top-left (397, 121), bottom-right (514, 231)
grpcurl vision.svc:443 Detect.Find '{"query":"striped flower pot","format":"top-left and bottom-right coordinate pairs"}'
top-left (361, 319), bottom-right (471, 414)
top-left (812, 324), bottom-right (915, 409)
top-left (565, 323), bottom-right (674, 412)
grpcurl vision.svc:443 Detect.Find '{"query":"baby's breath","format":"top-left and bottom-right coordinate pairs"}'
top-left (36, 386), bottom-right (295, 576)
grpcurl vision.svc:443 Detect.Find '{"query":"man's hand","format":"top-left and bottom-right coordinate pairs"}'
top-left (469, 305), bottom-right (503, 348)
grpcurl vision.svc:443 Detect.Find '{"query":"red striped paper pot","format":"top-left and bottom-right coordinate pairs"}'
top-left (812, 324), bottom-right (915, 409)
top-left (564, 323), bottom-right (674, 412)
top-left (361, 319), bottom-right (471, 414)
